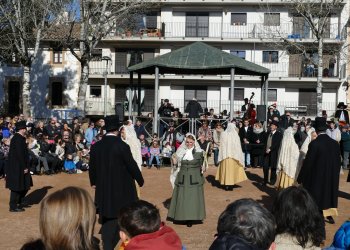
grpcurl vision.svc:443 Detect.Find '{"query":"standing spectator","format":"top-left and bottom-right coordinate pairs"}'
top-left (6, 120), bottom-right (32, 212)
top-left (251, 122), bottom-right (267, 168)
top-left (298, 117), bottom-right (341, 225)
top-left (294, 123), bottom-right (308, 149)
top-left (85, 121), bottom-right (98, 148)
top-left (167, 134), bottom-right (205, 227)
top-left (0, 137), bottom-right (10, 178)
top-left (272, 186), bottom-right (325, 249)
top-left (139, 134), bottom-right (150, 167)
top-left (185, 98), bottom-right (203, 119)
top-left (134, 120), bottom-right (146, 138)
top-left (33, 121), bottom-right (47, 138)
top-left (335, 102), bottom-right (349, 125)
top-left (279, 111), bottom-right (294, 131)
top-left (263, 121), bottom-right (283, 186)
top-left (209, 199), bottom-right (276, 250)
top-left (158, 99), bottom-right (175, 136)
top-left (212, 122), bottom-right (224, 167)
top-left (326, 121), bottom-right (341, 143)
top-left (239, 119), bottom-right (253, 168)
top-left (341, 125), bottom-right (350, 170)
top-left (89, 115), bottom-right (144, 250)
top-left (241, 98), bottom-right (249, 118)
top-left (216, 123), bottom-right (247, 190)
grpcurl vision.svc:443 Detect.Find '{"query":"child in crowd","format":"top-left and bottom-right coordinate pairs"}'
top-left (139, 134), bottom-right (150, 167)
top-left (118, 200), bottom-right (183, 250)
top-left (149, 141), bottom-right (161, 169)
top-left (162, 142), bottom-right (173, 158)
top-left (152, 133), bottom-right (160, 144)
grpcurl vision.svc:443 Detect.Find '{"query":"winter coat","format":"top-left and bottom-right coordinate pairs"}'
top-left (167, 150), bottom-right (205, 221)
top-left (185, 100), bottom-right (203, 118)
top-left (341, 132), bottom-right (350, 152)
top-left (264, 130), bottom-right (283, 170)
top-left (250, 131), bottom-right (267, 156)
top-left (274, 233), bottom-right (320, 250)
top-left (6, 133), bottom-right (32, 191)
top-left (89, 135), bottom-right (144, 218)
top-left (324, 221), bottom-right (350, 250)
top-left (298, 134), bottom-right (341, 210)
top-left (125, 223), bottom-right (182, 250)
top-left (209, 234), bottom-right (264, 250)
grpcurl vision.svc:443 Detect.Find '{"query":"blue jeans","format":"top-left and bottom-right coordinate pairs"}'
top-left (213, 148), bottom-right (219, 166)
top-left (149, 155), bottom-right (160, 166)
top-left (244, 152), bottom-right (251, 166)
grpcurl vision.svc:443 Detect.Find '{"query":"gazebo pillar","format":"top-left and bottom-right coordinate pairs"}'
top-left (230, 68), bottom-right (235, 121)
top-left (137, 73), bottom-right (142, 116)
top-left (153, 67), bottom-right (159, 134)
top-left (264, 76), bottom-right (269, 123)
top-left (129, 72), bottom-right (134, 119)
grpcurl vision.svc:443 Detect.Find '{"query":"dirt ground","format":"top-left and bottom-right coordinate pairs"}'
top-left (0, 165), bottom-right (349, 250)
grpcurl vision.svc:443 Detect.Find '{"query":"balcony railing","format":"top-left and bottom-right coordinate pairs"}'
top-left (108, 22), bottom-right (344, 40)
top-left (89, 60), bottom-right (341, 78)
top-left (84, 97), bottom-right (336, 118)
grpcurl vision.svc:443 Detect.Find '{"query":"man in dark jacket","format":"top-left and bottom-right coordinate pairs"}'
top-left (209, 199), bottom-right (276, 250)
top-left (279, 111), bottom-right (294, 131)
top-left (89, 115), bottom-right (144, 250)
top-left (6, 120), bottom-right (32, 212)
top-left (263, 121), bottom-right (282, 185)
top-left (334, 102), bottom-right (349, 125)
top-left (298, 117), bottom-right (341, 224)
top-left (239, 119), bottom-right (254, 167)
top-left (185, 98), bottom-right (203, 119)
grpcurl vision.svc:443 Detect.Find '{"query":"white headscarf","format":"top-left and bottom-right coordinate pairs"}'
top-left (218, 123), bottom-right (245, 167)
top-left (170, 133), bottom-right (202, 188)
top-left (276, 127), bottom-right (300, 179)
top-left (122, 123), bottom-right (142, 171)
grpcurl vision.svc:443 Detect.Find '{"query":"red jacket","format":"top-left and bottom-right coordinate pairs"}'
top-left (125, 223), bottom-right (182, 250)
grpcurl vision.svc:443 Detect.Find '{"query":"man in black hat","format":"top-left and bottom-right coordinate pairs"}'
top-left (335, 102), bottom-right (349, 125)
top-left (6, 120), bottom-right (33, 212)
top-left (263, 120), bottom-right (282, 185)
top-left (89, 115), bottom-right (144, 250)
top-left (298, 117), bottom-right (341, 225)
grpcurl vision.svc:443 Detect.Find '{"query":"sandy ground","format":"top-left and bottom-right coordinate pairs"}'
top-left (0, 164), bottom-right (349, 250)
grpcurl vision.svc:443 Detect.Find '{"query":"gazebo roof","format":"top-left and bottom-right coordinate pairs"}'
top-left (128, 41), bottom-right (270, 76)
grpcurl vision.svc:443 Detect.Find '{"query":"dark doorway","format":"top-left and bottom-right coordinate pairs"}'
top-left (8, 81), bottom-right (21, 115)
top-left (299, 89), bottom-right (317, 116)
top-left (51, 82), bottom-right (63, 106)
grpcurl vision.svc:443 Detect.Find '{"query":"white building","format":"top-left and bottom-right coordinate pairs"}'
top-left (0, 0), bottom-right (349, 119)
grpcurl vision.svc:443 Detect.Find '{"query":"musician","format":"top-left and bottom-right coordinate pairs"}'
top-left (335, 102), bottom-right (349, 126)
top-left (248, 104), bottom-right (257, 126)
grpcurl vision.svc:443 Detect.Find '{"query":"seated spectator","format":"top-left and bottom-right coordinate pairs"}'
top-left (209, 198), bottom-right (276, 250)
top-left (118, 200), bottom-right (182, 250)
top-left (140, 134), bottom-right (150, 167)
top-left (73, 134), bottom-right (89, 171)
top-left (27, 134), bottom-right (51, 175)
top-left (21, 186), bottom-right (98, 250)
top-left (272, 186), bottom-right (325, 249)
top-left (162, 125), bottom-right (176, 149)
top-left (38, 134), bottom-right (59, 174)
top-left (197, 135), bottom-right (210, 153)
top-left (45, 117), bottom-right (61, 141)
top-left (324, 220), bottom-right (350, 250)
top-left (149, 141), bottom-right (161, 169)
top-left (152, 133), bottom-right (160, 144)
top-left (162, 142), bottom-right (173, 158)
top-left (197, 121), bottom-right (212, 142)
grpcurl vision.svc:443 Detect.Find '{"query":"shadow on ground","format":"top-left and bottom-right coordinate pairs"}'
top-left (25, 186), bottom-right (53, 205)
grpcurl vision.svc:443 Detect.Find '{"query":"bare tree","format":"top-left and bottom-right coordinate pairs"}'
top-left (0, 0), bottom-right (68, 117)
top-left (261, 0), bottom-right (346, 116)
top-left (61, 0), bottom-right (154, 113)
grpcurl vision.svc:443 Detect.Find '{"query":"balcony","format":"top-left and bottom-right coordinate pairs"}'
top-left (108, 22), bottom-right (345, 41)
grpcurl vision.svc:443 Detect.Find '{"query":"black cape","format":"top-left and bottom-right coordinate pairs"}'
top-left (89, 135), bottom-right (144, 218)
top-left (297, 134), bottom-right (341, 210)
top-left (6, 133), bottom-right (32, 191)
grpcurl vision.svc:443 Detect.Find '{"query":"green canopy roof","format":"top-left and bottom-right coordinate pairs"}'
top-left (128, 41), bottom-right (270, 76)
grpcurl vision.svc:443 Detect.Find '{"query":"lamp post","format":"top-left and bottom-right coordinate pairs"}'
top-left (102, 56), bottom-right (111, 117)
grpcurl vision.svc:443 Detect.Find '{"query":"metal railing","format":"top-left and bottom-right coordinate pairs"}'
top-left (107, 22), bottom-right (345, 40)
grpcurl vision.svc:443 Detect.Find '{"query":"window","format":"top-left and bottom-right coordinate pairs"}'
top-left (51, 81), bottom-right (63, 106)
top-left (146, 12), bottom-right (157, 29)
top-left (268, 89), bottom-right (277, 102)
top-left (228, 88), bottom-right (244, 100)
top-left (264, 13), bottom-right (280, 26)
top-left (53, 49), bottom-right (63, 64)
top-left (90, 86), bottom-right (102, 98)
top-left (230, 51), bottom-right (246, 60)
top-left (231, 13), bottom-right (247, 25)
top-left (185, 12), bottom-right (209, 37)
top-left (91, 49), bottom-right (102, 61)
top-left (263, 51), bottom-right (279, 63)
top-left (115, 49), bottom-right (155, 74)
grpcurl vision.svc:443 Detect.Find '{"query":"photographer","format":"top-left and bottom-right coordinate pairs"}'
top-left (158, 99), bottom-right (174, 136)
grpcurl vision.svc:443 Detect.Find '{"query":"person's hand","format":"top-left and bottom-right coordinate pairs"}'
top-left (91, 185), bottom-right (96, 189)
top-left (256, 139), bottom-right (260, 144)
top-left (266, 149), bottom-right (271, 154)
top-left (24, 169), bottom-right (28, 174)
